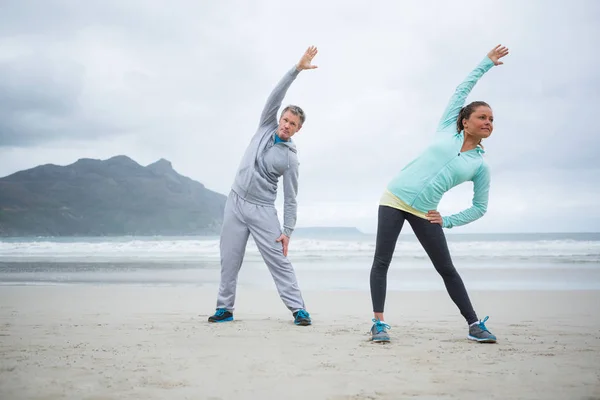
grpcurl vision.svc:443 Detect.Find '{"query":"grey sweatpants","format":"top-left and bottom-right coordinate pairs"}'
top-left (216, 190), bottom-right (306, 313)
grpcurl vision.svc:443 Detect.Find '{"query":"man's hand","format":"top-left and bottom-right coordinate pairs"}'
top-left (487, 44), bottom-right (509, 66)
top-left (296, 46), bottom-right (318, 71)
top-left (426, 210), bottom-right (443, 226)
top-left (276, 234), bottom-right (290, 257)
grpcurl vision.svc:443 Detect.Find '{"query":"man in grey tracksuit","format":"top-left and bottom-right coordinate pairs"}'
top-left (208, 46), bottom-right (319, 326)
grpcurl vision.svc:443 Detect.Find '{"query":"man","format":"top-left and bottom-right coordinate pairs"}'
top-left (208, 46), bottom-right (319, 326)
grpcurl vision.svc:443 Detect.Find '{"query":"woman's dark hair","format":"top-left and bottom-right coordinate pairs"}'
top-left (456, 101), bottom-right (491, 133)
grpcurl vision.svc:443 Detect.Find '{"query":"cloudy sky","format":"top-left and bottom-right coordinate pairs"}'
top-left (1, 0), bottom-right (599, 234)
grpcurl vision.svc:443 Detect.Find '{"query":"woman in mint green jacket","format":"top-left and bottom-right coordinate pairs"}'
top-left (369, 45), bottom-right (509, 344)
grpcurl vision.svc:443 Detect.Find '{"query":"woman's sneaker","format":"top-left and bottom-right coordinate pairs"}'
top-left (208, 308), bottom-right (233, 323)
top-left (370, 318), bottom-right (391, 343)
top-left (468, 316), bottom-right (497, 343)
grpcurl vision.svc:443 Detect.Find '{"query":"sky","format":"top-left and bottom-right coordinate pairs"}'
top-left (1, 0), bottom-right (599, 234)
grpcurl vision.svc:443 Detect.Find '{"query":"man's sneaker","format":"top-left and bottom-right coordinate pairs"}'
top-left (293, 309), bottom-right (312, 326)
top-left (468, 316), bottom-right (497, 343)
top-left (370, 318), bottom-right (391, 343)
top-left (208, 308), bottom-right (233, 323)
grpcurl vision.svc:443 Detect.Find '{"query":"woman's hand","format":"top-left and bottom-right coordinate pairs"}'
top-left (487, 44), bottom-right (509, 66)
top-left (426, 210), bottom-right (443, 226)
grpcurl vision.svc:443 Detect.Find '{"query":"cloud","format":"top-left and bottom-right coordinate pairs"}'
top-left (1, 0), bottom-right (599, 233)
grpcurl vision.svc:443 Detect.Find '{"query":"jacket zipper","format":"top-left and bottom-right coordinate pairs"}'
top-left (409, 149), bottom-right (466, 207)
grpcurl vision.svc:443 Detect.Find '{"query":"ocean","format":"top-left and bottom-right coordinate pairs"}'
top-left (1, 232), bottom-right (599, 291)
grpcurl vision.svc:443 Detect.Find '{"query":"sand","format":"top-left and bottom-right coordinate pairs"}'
top-left (1, 286), bottom-right (599, 400)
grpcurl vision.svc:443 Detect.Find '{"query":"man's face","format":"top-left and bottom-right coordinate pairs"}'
top-left (277, 111), bottom-right (302, 141)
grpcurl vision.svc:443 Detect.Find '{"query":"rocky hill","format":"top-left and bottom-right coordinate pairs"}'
top-left (0, 155), bottom-right (227, 236)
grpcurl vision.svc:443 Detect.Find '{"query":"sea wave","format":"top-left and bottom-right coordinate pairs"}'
top-left (1, 237), bottom-right (599, 264)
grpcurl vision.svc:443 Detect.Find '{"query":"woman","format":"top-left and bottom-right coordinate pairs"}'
top-left (369, 44), bottom-right (509, 343)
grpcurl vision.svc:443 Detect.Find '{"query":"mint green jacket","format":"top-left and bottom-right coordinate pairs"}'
top-left (387, 56), bottom-right (495, 228)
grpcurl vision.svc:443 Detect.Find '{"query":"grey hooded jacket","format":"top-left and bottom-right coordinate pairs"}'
top-left (231, 66), bottom-right (302, 237)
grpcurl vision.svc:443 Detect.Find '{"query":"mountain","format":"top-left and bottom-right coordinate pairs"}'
top-left (0, 155), bottom-right (227, 237)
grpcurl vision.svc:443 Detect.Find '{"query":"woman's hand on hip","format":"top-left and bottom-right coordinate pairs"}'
top-left (426, 210), bottom-right (443, 226)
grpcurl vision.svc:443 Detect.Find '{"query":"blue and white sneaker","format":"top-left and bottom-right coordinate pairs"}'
top-left (293, 309), bottom-right (312, 326)
top-left (370, 318), bottom-right (391, 343)
top-left (468, 316), bottom-right (497, 343)
top-left (208, 308), bottom-right (233, 323)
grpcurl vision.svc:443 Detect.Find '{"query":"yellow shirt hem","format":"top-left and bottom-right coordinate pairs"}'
top-left (379, 190), bottom-right (428, 220)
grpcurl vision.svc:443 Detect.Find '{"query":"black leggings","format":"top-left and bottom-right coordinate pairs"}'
top-left (370, 205), bottom-right (478, 324)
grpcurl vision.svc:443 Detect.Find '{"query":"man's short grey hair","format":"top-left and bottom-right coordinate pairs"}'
top-left (281, 105), bottom-right (306, 125)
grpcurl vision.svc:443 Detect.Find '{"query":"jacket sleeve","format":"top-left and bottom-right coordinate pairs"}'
top-left (442, 162), bottom-right (490, 229)
top-left (436, 56), bottom-right (495, 133)
top-left (259, 66), bottom-right (301, 128)
top-left (281, 158), bottom-right (299, 237)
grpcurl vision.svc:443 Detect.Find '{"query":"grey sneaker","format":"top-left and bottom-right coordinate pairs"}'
top-left (468, 316), bottom-right (497, 343)
top-left (370, 318), bottom-right (390, 343)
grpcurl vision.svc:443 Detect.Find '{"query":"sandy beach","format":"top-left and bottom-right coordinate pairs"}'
top-left (1, 286), bottom-right (599, 400)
